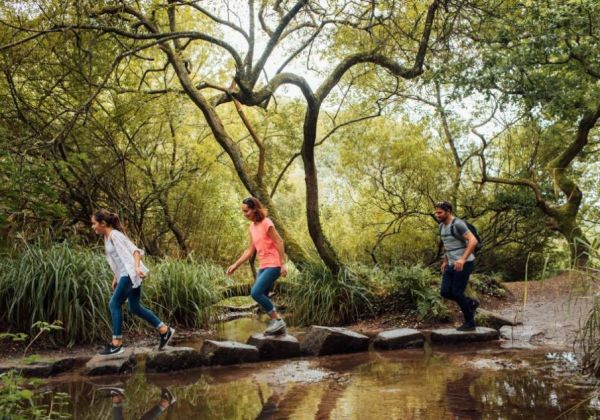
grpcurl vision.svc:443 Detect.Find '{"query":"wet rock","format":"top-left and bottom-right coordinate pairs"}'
top-left (84, 349), bottom-right (136, 376)
top-left (499, 325), bottom-right (544, 345)
top-left (247, 334), bottom-right (301, 360)
top-left (215, 311), bottom-right (256, 322)
top-left (476, 309), bottom-right (522, 330)
top-left (0, 356), bottom-right (82, 378)
top-left (373, 328), bottom-right (424, 350)
top-left (201, 340), bottom-right (259, 366)
top-left (300, 326), bottom-right (370, 356)
top-left (430, 327), bottom-right (499, 344)
top-left (145, 346), bottom-right (204, 373)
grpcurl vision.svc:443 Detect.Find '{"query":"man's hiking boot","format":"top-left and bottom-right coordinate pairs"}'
top-left (264, 318), bottom-right (286, 335)
top-left (158, 327), bottom-right (175, 350)
top-left (99, 343), bottom-right (124, 356)
top-left (456, 323), bottom-right (476, 332)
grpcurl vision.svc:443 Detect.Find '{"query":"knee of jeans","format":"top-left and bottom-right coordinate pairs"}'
top-left (127, 300), bottom-right (140, 314)
top-left (250, 288), bottom-right (262, 301)
top-left (440, 289), bottom-right (453, 299)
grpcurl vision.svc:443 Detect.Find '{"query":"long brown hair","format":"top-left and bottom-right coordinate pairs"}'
top-left (242, 197), bottom-right (268, 222)
top-left (94, 209), bottom-right (125, 232)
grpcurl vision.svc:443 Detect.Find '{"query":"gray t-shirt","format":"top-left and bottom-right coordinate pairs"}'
top-left (440, 218), bottom-right (476, 265)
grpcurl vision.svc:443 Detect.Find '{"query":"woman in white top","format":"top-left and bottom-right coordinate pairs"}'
top-left (91, 209), bottom-right (174, 356)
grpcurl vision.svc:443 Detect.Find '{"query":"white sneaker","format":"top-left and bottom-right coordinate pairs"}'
top-left (264, 318), bottom-right (286, 335)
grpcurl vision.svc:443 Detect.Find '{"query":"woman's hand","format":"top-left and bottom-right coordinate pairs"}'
top-left (112, 278), bottom-right (117, 290)
top-left (280, 264), bottom-right (288, 277)
top-left (135, 267), bottom-right (146, 279)
top-left (226, 264), bottom-right (237, 275)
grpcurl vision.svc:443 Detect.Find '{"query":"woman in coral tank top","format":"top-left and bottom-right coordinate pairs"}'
top-left (227, 197), bottom-right (288, 335)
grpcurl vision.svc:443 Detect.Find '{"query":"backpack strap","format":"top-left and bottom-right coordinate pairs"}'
top-left (450, 218), bottom-right (467, 244)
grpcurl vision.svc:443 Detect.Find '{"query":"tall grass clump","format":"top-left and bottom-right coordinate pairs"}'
top-left (574, 238), bottom-right (600, 376)
top-left (145, 257), bottom-right (224, 329)
top-left (282, 263), bottom-right (375, 326)
top-left (0, 243), bottom-right (112, 346)
top-left (380, 265), bottom-right (450, 322)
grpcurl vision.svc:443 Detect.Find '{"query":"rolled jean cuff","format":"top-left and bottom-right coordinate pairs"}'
top-left (267, 307), bottom-right (277, 315)
top-left (112, 335), bottom-right (123, 339)
top-left (156, 322), bottom-right (165, 329)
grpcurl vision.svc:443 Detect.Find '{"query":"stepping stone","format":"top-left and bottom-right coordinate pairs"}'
top-left (247, 333), bottom-right (301, 360)
top-left (300, 326), bottom-right (369, 356)
top-left (373, 328), bottom-right (424, 350)
top-left (476, 309), bottom-right (522, 330)
top-left (430, 327), bottom-right (499, 344)
top-left (499, 325), bottom-right (544, 344)
top-left (145, 346), bottom-right (204, 373)
top-left (201, 340), bottom-right (259, 366)
top-left (0, 356), bottom-right (81, 378)
top-left (84, 348), bottom-right (136, 376)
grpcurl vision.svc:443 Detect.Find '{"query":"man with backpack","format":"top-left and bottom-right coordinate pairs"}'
top-left (435, 201), bottom-right (481, 331)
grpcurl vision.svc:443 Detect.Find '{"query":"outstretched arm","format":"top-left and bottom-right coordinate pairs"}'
top-left (267, 226), bottom-right (288, 276)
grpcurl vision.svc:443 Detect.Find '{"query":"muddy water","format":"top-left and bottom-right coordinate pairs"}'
top-left (42, 319), bottom-right (600, 419)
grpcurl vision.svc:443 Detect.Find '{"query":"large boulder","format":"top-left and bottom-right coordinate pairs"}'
top-left (373, 329), bottom-right (424, 350)
top-left (247, 334), bottom-right (301, 360)
top-left (201, 340), bottom-right (259, 366)
top-left (300, 326), bottom-right (370, 356)
top-left (145, 347), bottom-right (204, 373)
top-left (430, 327), bottom-right (499, 344)
top-left (476, 309), bottom-right (522, 330)
top-left (84, 349), bottom-right (136, 376)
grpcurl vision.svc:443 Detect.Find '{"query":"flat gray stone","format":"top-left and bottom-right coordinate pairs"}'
top-left (145, 346), bottom-right (204, 373)
top-left (300, 326), bottom-right (370, 356)
top-left (373, 328), bottom-right (424, 350)
top-left (201, 340), bottom-right (259, 365)
top-left (84, 349), bottom-right (136, 376)
top-left (499, 325), bottom-right (544, 343)
top-left (476, 309), bottom-right (522, 330)
top-left (430, 327), bottom-right (499, 344)
top-left (247, 334), bottom-right (301, 360)
top-left (0, 356), bottom-right (83, 378)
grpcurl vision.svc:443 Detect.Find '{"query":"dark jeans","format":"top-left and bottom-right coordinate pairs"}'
top-left (250, 267), bottom-right (281, 313)
top-left (109, 276), bottom-right (162, 339)
top-left (440, 262), bottom-right (476, 324)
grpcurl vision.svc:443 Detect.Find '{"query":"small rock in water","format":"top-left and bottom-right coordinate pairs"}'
top-left (300, 326), bottom-right (369, 356)
top-left (145, 346), bottom-right (204, 373)
top-left (373, 328), bottom-right (424, 350)
top-left (499, 325), bottom-right (545, 345)
top-left (247, 333), bottom-right (301, 360)
top-left (430, 327), bottom-right (499, 344)
top-left (85, 349), bottom-right (136, 376)
top-left (201, 340), bottom-right (259, 365)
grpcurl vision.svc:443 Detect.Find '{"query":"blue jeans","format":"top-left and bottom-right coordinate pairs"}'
top-left (109, 276), bottom-right (163, 339)
top-left (440, 262), bottom-right (476, 324)
top-left (251, 267), bottom-right (281, 314)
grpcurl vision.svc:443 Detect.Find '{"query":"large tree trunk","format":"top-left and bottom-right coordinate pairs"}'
top-left (302, 102), bottom-right (341, 274)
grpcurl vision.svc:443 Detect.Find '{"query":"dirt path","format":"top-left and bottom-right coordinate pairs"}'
top-left (494, 272), bottom-right (595, 349)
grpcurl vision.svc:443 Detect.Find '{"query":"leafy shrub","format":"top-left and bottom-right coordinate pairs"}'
top-left (282, 263), bottom-right (375, 325)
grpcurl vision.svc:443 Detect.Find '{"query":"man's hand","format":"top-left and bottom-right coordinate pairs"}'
top-left (441, 261), bottom-right (448, 273)
top-left (454, 258), bottom-right (466, 272)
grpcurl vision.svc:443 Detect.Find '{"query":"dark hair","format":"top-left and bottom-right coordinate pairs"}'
top-left (242, 197), bottom-right (267, 222)
top-left (434, 201), bottom-right (453, 213)
top-left (93, 209), bottom-right (125, 232)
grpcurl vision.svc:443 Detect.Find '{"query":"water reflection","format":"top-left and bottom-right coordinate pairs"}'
top-left (46, 350), bottom-right (599, 419)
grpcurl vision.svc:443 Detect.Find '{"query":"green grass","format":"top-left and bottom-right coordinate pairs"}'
top-left (0, 244), bottom-right (226, 346)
